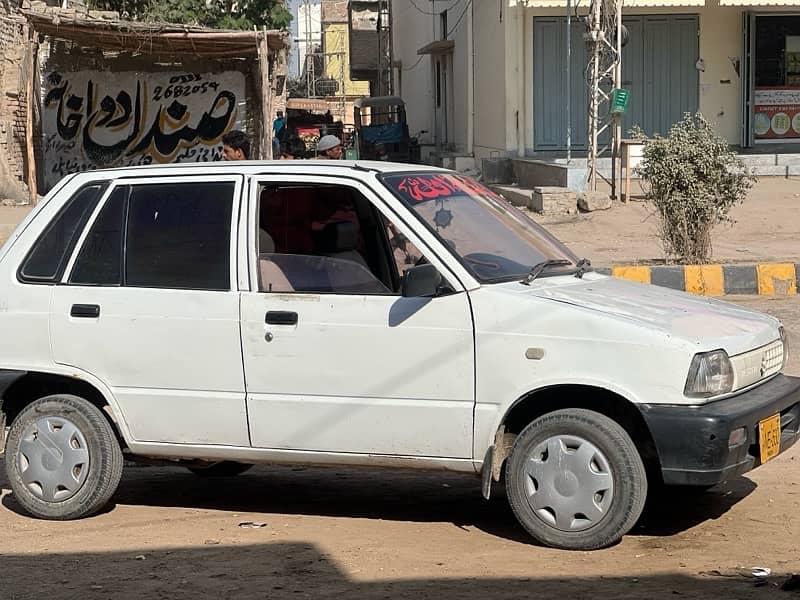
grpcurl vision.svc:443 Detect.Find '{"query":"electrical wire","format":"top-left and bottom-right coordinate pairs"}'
top-left (446, 0), bottom-right (473, 38)
top-left (402, 55), bottom-right (426, 71)
top-left (408, 0), bottom-right (464, 16)
top-left (408, 0), bottom-right (437, 15)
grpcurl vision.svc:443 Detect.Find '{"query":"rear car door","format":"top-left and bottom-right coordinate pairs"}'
top-left (48, 175), bottom-right (248, 446)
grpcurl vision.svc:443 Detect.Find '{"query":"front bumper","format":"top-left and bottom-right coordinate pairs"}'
top-left (639, 374), bottom-right (800, 486)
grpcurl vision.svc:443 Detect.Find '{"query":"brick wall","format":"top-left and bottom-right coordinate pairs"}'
top-left (0, 0), bottom-right (28, 197)
top-left (321, 0), bottom-right (347, 23)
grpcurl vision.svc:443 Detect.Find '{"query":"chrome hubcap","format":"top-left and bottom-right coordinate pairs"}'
top-left (524, 435), bottom-right (614, 532)
top-left (17, 417), bottom-right (90, 502)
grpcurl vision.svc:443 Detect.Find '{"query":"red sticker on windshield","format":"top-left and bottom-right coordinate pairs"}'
top-left (391, 174), bottom-right (496, 203)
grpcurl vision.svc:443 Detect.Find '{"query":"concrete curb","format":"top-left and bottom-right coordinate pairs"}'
top-left (595, 263), bottom-right (799, 296)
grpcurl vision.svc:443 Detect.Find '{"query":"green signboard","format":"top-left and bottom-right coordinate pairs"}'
top-left (611, 88), bottom-right (630, 114)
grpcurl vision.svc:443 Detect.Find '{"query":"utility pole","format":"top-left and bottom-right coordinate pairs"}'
top-left (375, 0), bottom-right (391, 96)
top-left (305, 0), bottom-right (316, 97)
top-left (584, 0), bottom-right (621, 191)
top-left (339, 29), bottom-right (346, 123)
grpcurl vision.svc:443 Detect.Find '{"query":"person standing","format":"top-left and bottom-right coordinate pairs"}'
top-left (272, 111), bottom-right (286, 158)
top-left (316, 135), bottom-right (343, 160)
top-left (374, 142), bottom-right (389, 161)
top-left (221, 130), bottom-right (250, 161)
top-left (280, 135), bottom-right (307, 160)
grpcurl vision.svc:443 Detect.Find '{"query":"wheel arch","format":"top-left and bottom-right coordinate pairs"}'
top-left (481, 384), bottom-right (662, 498)
top-left (0, 370), bottom-right (129, 450)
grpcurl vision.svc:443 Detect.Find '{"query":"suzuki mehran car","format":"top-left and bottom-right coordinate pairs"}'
top-left (0, 161), bottom-right (796, 550)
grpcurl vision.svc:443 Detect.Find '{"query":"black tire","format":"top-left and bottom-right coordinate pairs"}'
top-left (4, 394), bottom-right (123, 520)
top-left (187, 461), bottom-right (253, 477)
top-left (505, 408), bottom-right (647, 550)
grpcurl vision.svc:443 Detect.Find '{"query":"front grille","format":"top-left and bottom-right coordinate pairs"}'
top-left (762, 342), bottom-right (784, 377)
top-left (731, 339), bottom-right (785, 391)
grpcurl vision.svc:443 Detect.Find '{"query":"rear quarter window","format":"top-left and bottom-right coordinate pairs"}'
top-left (18, 182), bottom-right (108, 283)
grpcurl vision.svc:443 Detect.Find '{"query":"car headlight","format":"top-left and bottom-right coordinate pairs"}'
top-left (684, 350), bottom-right (734, 399)
top-left (780, 325), bottom-right (789, 370)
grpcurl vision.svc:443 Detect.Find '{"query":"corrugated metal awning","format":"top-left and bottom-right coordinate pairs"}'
top-left (23, 7), bottom-right (289, 57)
top-left (509, 0), bottom-right (705, 6)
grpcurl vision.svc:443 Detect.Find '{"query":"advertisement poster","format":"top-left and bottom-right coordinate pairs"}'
top-left (753, 88), bottom-right (800, 140)
top-left (42, 70), bottom-right (246, 189)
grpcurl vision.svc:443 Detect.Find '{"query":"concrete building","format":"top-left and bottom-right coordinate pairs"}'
top-left (321, 0), bottom-right (369, 97)
top-left (392, 0), bottom-right (800, 176)
top-left (296, 1), bottom-right (322, 77)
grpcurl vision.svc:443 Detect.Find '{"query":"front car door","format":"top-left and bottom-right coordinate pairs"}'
top-left (239, 174), bottom-right (476, 458)
top-left (49, 175), bottom-right (248, 446)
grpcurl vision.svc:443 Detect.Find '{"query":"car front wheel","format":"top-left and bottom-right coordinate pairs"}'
top-left (5, 394), bottom-right (124, 520)
top-left (505, 408), bottom-right (647, 550)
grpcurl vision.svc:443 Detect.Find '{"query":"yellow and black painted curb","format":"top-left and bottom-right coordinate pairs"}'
top-left (594, 263), bottom-right (799, 296)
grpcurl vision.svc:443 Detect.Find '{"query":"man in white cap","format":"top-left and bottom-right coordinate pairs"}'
top-left (317, 134), bottom-right (343, 160)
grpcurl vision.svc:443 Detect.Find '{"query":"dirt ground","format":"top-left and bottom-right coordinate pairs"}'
top-left (1, 296), bottom-right (799, 599)
top-left (530, 176), bottom-right (800, 266)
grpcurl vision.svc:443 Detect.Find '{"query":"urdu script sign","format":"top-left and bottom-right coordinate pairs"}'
top-left (42, 70), bottom-right (247, 189)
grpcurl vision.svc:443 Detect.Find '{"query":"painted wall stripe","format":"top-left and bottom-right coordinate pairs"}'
top-left (756, 263), bottom-right (797, 296)
top-left (611, 265), bottom-right (651, 284)
top-left (650, 266), bottom-right (684, 291)
top-left (684, 265), bottom-right (724, 296)
top-left (605, 263), bottom-right (798, 296)
top-left (723, 264), bottom-right (758, 295)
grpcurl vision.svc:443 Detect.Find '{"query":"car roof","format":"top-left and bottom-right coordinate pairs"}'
top-left (73, 160), bottom-right (445, 180)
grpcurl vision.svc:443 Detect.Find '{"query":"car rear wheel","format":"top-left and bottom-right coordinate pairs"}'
top-left (4, 394), bottom-right (123, 520)
top-left (187, 461), bottom-right (253, 477)
top-left (505, 408), bottom-right (647, 550)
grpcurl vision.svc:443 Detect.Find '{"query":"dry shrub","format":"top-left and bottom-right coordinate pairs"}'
top-left (633, 113), bottom-right (756, 263)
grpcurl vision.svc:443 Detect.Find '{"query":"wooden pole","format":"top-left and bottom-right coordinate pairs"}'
top-left (257, 30), bottom-right (273, 159)
top-left (24, 26), bottom-right (38, 204)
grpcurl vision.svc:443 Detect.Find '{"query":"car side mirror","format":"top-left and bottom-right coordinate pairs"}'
top-left (402, 264), bottom-right (442, 298)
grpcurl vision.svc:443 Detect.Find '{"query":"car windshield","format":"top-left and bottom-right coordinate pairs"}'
top-left (382, 172), bottom-right (579, 283)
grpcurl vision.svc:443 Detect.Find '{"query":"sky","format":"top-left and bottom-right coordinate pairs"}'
top-left (287, 0), bottom-right (306, 77)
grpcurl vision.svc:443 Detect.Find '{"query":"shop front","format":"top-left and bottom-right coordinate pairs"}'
top-left (743, 13), bottom-right (800, 145)
top-left (533, 14), bottom-right (700, 151)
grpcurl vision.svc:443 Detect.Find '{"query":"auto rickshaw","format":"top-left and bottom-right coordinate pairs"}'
top-left (353, 96), bottom-right (420, 163)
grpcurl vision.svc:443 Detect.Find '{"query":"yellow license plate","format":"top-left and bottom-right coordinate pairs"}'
top-left (758, 414), bottom-right (781, 463)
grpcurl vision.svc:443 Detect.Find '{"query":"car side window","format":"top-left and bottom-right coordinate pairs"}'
top-left (384, 218), bottom-right (424, 276)
top-left (68, 181), bottom-right (235, 291)
top-left (257, 183), bottom-right (394, 295)
top-left (70, 186), bottom-right (127, 286)
top-left (18, 182), bottom-right (107, 283)
top-left (126, 182), bottom-right (234, 290)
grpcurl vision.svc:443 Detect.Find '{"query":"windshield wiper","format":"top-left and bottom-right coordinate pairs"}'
top-left (574, 258), bottom-right (592, 279)
top-left (521, 259), bottom-right (572, 285)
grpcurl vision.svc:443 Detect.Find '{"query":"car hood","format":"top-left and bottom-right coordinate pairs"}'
top-left (513, 274), bottom-right (779, 355)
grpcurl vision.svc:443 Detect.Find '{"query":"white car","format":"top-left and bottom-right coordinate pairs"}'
top-left (0, 161), bottom-right (796, 550)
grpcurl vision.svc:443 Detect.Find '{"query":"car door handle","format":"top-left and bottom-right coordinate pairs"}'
top-left (265, 311), bottom-right (298, 325)
top-left (71, 304), bottom-right (100, 318)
